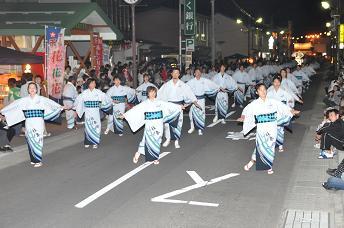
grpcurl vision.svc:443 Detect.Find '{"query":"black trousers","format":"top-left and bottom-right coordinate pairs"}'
top-left (0, 124), bottom-right (15, 146)
top-left (320, 132), bottom-right (344, 151)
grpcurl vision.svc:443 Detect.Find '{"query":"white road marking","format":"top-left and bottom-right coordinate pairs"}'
top-left (207, 120), bottom-right (222, 128)
top-left (151, 171), bottom-right (239, 207)
top-left (207, 111), bottom-right (236, 128)
top-left (189, 201), bottom-right (219, 207)
top-left (226, 132), bottom-right (256, 141)
top-left (75, 152), bottom-right (171, 209)
top-left (186, 171), bottom-right (205, 184)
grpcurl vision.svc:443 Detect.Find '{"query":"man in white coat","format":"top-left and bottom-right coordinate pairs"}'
top-left (157, 68), bottom-right (200, 149)
top-left (62, 76), bottom-right (78, 129)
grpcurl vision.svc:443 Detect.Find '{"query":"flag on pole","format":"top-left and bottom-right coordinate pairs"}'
top-left (45, 26), bottom-right (65, 100)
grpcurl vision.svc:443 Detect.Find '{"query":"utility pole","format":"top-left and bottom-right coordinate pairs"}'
top-left (179, 0), bottom-right (182, 70)
top-left (123, 0), bottom-right (141, 88)
top-left (131, 4), bottom-right (137, 88)
top-left (210, 0), bottom-right (215, 66)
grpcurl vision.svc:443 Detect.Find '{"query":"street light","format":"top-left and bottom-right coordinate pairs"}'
top-left (256, 17), bottom-right (263, 24)
top-left (326, 22), bottom-right (331, 28)
top-left (321, 1), bottom-right (331, 9)
top-left (280, 30), bottom-right (285, 35)
top-left (236, 19), bottom-right (242, 24)
top-left (266, 31), bottom-right (271, 35)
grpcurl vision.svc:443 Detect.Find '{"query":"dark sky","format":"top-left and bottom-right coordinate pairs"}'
top-left (140, 0), bottom-right (331, 36)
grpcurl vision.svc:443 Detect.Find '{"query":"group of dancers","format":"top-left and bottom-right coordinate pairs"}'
top-left (0, 61), bottom-right (319, 173)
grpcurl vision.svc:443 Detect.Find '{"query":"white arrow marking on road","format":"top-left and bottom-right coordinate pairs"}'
top-left (151, 171), bottom-right (239, 207)
top-left (75, 152), bottom-right (171, 209)
top-left (207, 111), bottom-right (236, 128)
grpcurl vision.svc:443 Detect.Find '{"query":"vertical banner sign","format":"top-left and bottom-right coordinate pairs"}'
top-left (45, 26), bottom-right (65, 99)
top-left (339, 24), bottom-right (344, 49)
top-left (184, 0), bottom-right (196, 36)
top-left (92, 34), bottom-right (103, 75)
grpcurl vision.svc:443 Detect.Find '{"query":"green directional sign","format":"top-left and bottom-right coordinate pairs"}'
top-left (184, 0), bottom-right (196, 36)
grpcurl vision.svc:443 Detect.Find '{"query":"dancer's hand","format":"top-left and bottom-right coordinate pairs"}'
top-left (237, 115), bottom-right (245, 122)
top-left (291, 109), bottom-right (300, 116)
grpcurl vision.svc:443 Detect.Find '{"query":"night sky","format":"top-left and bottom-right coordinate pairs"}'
top-left (139, 0), bottom-right (331, 36)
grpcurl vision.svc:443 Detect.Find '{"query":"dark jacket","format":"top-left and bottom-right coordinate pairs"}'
top-left (317, 119), bottom-right (344, 140)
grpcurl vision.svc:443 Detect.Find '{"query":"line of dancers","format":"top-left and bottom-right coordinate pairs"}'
top-left (0, 62), bottom-right (318, 173)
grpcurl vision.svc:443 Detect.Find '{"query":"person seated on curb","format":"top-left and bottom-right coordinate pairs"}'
top-left (323, 161), bottom-right (344, 190)
top-left (316, 108), bottom-right (344, 159)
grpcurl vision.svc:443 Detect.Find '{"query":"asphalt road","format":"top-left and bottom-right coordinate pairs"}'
top-left (0, 73), bottom-right (322, 228)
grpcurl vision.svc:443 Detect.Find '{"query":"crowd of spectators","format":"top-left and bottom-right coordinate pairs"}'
top-left (319, 69), bottom-right (344, 190)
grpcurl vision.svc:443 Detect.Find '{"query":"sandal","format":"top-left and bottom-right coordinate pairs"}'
top-left (153, 160), bottom-right (160, 165)
top-left (34, 162), bottom-right (42, 168)
top-left (267, 169), bottom-right (274, 175)
top-left (244, 161), bottom-right (254, 171)
top-left (278, 148), bottom-right (284, 153)
top-left (132, 152), bottom-right (140, 164)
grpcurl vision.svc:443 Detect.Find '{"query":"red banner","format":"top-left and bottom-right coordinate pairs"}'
top-left (45, 26), bottom-right (65, 99)
top-left (93, 34), bottom-right (103, 75)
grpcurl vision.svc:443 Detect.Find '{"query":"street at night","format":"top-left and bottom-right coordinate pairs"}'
top-left (0, 0), bottom-right (343, 228)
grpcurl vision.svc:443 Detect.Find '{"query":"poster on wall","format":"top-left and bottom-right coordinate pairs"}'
top-left (45, 26), bottom-right (65, 100)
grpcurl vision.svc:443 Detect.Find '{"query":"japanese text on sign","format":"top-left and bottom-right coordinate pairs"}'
top-left (184, 0), bottom-right (196, 36)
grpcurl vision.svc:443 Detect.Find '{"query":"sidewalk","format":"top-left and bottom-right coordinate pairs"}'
top-left (279, 70), bottom-right (344, 228)
top-left (0, 121), bottom-right (85, 170)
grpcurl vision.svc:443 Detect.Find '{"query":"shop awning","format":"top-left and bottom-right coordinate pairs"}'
top-left (0, 2), bottom-right (123, 40)
top-left (0, 47), bottom-right (43, 65)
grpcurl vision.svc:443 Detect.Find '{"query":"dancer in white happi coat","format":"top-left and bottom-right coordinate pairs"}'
top-left (1, 82), bottom-right (63, 167)
top-left (247, 63), bottom-right (261, 99)
top-left (105, 76), bottom-right (138, 136)
top-left (238, 83), bottom-right (300, 174)
top-left (267, 76), bottom-right (303, 152)
top-left (157, 68), bottom-right (200, 149)
top-left (212, 64), bottom-right (238, 124)
top-left (286, 67), bottom-right (302, 89)
top-left (293, 65), bottom-right (310, 92)
top-left (186, 68), bottom-right (219, 135)
top-left (74, 78), bottom-right (113, 149)
top-left (62, 76), bottom-right (78, 129)
top-left (180, 68), bottom-right (193, 83)
top-left (122, 86), bottom-right (182, 165)
top-left (136, 73), bottom-right (157, 103)
top-left (232, 65), bottom-right (252, 107)
top-left (281, 69), bottom-right (301, 98)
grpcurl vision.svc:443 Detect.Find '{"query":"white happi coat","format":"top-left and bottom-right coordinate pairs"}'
top-left (136, 82), bottom-right (157, 102)
top-left (267, 86), bottom-right (295, 108)
top-left (180, 74), bottom-right (193, 83)
top-left (74, 89), bottom-right (112, 145)
top-left (1, 95), bottom-right (61, 162)
top-left (62, 82), bottom-right (78, 129)
top-left (282, 78), bottom-right (300, 96)
top-left (212, 72), bottom-right (237, 119)
top-left (158, 79), bottom-right (197, 140)
top-left (293, 70), bottom-right (310, 83)
top-left (187, 77), bottom-right (219, 130)
top-left (106, 85), bottom-right (137, 134)
top-left (232, 70), bottom-right (252, 104)
top-left (242, 97), bottom-right (292, 170)
top-left (287, 73), bottom-right (302, 87)
top-left (124, 99), bottom-right (181, 161)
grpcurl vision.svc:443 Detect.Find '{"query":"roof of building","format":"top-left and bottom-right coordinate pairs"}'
top-left (0, 2), bottom-right (123, 40)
